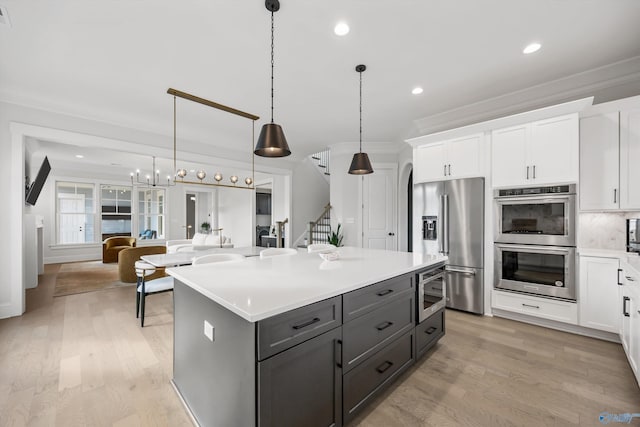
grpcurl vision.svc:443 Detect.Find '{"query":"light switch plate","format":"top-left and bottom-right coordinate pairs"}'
top-left (204, 320), bottom-right (214, 342)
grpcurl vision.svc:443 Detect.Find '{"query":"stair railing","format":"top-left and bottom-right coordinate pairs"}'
top-left (307, 204), bottom-right (332, 245)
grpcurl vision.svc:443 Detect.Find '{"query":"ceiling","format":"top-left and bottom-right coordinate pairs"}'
top-left (3, 0), bottom-right (640, 167)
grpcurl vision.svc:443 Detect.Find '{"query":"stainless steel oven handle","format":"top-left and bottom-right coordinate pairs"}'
top-left (445, 267), bottom-right (476, 276)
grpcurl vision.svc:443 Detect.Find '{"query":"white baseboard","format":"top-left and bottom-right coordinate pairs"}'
top-left (493, 309), bottom-right (621, 343)
top-left (45, 254), bottom-right (101, 264)
top-left (0, 302), bottom-right (20, 320)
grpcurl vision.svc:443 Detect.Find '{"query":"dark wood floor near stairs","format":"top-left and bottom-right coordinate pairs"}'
top-left (0, 263), bottom-right (638, 426)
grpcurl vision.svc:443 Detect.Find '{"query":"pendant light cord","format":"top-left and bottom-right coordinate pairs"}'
top-left (270, 11), bottom-right (275, 124)
top-left (359, 70), bottom-right (363, 153)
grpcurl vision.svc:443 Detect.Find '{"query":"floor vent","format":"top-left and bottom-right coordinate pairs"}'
top-left (0, 5), bottom-right (11, 27)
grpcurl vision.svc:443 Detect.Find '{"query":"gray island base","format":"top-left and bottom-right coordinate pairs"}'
top-left (169, 247), bottom-right (447, 426)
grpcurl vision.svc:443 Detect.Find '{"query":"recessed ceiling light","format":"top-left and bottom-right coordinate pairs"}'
top-left (412, 87), bottom-right (424, 95)
top-left (523, 42), bottom-right (541, 54)
top-left (334, 22), bottom-right (349, 36)
top-left (75, 154), bottom-right (84, 158)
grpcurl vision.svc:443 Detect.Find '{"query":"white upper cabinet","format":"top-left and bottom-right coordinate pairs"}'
top-left (579, 107), bottom-right (640, 211)
top-left (414, 134), bottom-right (482, 183)
top-left (579, 112), bottom-right (620, 210)
top-left (491, 114), bottom-right (579, 188)
top-left (620, 109), bottom-right (640, 210)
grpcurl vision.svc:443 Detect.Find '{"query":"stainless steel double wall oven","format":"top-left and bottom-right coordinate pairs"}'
top-left (494, 184), bottom-right (577, 300)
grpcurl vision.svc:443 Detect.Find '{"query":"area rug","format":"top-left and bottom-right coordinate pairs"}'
top-left (53, 261), bottom-right (133, 297)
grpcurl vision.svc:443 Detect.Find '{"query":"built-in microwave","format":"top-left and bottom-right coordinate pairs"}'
top-left (417, 263), bottom-right (446, 323)
top-left (494, 184), bottom-right (576, 247)
top-left (494, 243), bottom-right (576, 300)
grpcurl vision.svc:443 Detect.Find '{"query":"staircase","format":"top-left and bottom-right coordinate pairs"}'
top-left (308, 204), bottom-right (332, 245)
top-left (310, 150), bottom-right (330, 183)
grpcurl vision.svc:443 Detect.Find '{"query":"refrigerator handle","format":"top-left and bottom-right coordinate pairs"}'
top-left (442, 193), bottom-right (449, 255)
top-left (438, 194), bottom-right (445, 254)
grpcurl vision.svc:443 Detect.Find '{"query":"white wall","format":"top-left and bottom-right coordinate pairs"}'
top-left (291, 158), bottom-right (329, 244)
top-left (218, 187), bottom-right (254, 247)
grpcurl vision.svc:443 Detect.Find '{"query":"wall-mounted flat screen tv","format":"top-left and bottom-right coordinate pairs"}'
top-left (25, 156), bottom-right (51, 206)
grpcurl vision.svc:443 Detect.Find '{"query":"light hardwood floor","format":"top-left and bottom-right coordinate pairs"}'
top-left (1, 263), bottom-right (638, 426)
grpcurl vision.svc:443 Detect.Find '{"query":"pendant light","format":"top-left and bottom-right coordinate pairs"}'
top-left (348, 64), bottom-right (373, 175)
top-left (254, 0), bottom-right (291, 158)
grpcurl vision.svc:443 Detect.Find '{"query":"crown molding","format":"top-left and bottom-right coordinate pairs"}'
top-left (408, 56), bottom-right (640, 140)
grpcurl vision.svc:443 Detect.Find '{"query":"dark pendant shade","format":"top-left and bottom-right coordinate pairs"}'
top-left (348, 152), bottom-right (373, 175)
top-left (254, 123), bottom-right (291, 157)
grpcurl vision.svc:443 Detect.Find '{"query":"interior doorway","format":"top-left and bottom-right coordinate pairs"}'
top-left (185, 193), bottom-right (195, 239)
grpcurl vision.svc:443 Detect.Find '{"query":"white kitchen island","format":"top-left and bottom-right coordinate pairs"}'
top-left (168, 247), bottom-right (447, 427)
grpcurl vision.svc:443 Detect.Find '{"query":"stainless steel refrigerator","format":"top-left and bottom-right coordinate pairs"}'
top-left (413, 177), bottom-right (484, 314)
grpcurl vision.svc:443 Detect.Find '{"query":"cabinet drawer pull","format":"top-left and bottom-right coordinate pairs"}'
top-left (375, 360), bottom-right (394, 374)
top-left (522, 303), bottom-right (539, 309)
top-left (614, 188), bottom-right (617, 204)
top-left (292, 317), bottom-right (321, 330)
top-left (533, 165), bottom-right (536, 179)
top-left (618, 269), bottom-right (623, 286)
top-left (526, 166), bottom-right (529, 180)
top-left (375, 321), bottom-right (394, 331)
top-left (623, 296), bottom-right (630, 317)
top-left (376, 289), bottom-right (394, 297)
top-left (425, 326), bottom-right (437, 335)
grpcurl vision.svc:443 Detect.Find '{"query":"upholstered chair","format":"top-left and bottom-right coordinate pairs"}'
top-left (117, 246), bottom-right (167, 283)
top-left (102, 236), bottom-right (136, 263)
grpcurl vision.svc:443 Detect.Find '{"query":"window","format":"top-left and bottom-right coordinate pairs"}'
top-left (138, 188), bottom-right (165, 240)
top-left (56, 182), bottom-right (95, 244)
top-left (101, 185), bottom-right (132, 240)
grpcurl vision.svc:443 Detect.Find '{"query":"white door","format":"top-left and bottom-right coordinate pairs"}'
top-left (362, 165), bottom-right (397, 250)
top-left (491, 125), bottom-right (528, 187)
top-left (529, 114), bottom-right (579, 185)
top-left (578, 256), bottom-right (620, 333)
top-left (59, 194), bottom-right (85, 244)
top-left (579, 113), bottom-right (620, 210)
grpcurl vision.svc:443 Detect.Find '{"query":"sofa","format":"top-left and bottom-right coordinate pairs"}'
top-left (118, 245), bottom-right (167, 283)
top-left (166, 232), bottom-right (233, 253)
top-left (102, 236), bottom-right (136, 263)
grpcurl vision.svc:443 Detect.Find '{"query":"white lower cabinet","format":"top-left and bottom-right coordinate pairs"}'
top-left (620, 262), bottom-right (640, 385)
top-left (492, 290), bottom-right (578, 324)
top-left (578, 256), bottom-right (620, 333)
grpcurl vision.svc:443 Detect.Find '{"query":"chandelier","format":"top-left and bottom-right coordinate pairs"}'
top-left (130, 156), bottom-right (175, 187)
top-left (168, 88), bottom-right (257, 189)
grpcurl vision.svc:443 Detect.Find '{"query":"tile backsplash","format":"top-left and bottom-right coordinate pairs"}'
top-left (579, 212), bottom-right (640, 250)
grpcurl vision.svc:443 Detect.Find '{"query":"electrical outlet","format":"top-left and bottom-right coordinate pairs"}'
top-left (204, 320), bottom-right (214, 342)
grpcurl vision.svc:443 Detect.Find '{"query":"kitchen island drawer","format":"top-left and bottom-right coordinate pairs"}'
top-left (257, 296), bottom-right (342, 361)
top-left (416, 308), bottom-right (445, 359)
top-left (343, 294), bottom-right (414, 372)
top-left (343, 272), bottom-right (414, 322)
top-left (343, 330), bottom-right (414, 424)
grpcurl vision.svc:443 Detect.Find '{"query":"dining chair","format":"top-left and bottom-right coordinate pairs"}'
top-left (307, 243), bottom-right (337, 253)
top-left (135, 260), bottom-right (174, 327)
top-left (259, 248), bottom-right (298, 258)
top-left (192, 253), bottom-right (246, 265)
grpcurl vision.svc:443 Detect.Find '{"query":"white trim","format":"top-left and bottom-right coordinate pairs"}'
top-left (0, 303), bottom-right (16, 320)
top-left (406, 97), bottom-right (593, 147)
top-left (49, 243), bottom-right (101, 250)
top-left (45, 254), bottom-right (101, 264)
top-left (9, 121), bottom-right (25, 318)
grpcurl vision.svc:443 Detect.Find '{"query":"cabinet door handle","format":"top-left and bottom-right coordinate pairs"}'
top-left (614, 189), bottom-right (617, 204)
top-left (425, 326), bottom-right (437, 335)
top-left (292, 317), bottom-right (321, 330)
top-left (623, 296), bottom-right (630, 317)
top-left (448, 164), bottom-right (451, 176)
top-left (533, 165), bottom-right (536, 179)
top-left (335, 339), bottom-right (342, 368)
top-left (522, 303), bottom-right (540, 309)
top-left (618, 268), bottom-right (623, 286)
top-left (375, 360), bottom-right (394, 374)
top-left (443, 164), bottom-right (447, 176)
top-left (375, 321), bottom-right (394, 331)
top-left (526, 166), bottom-right (530, 180)
top-left (376, 289), bottom-right (394, 297)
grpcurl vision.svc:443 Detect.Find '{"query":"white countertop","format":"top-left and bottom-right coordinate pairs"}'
top-left (167, 246), bottom-right (447, 322)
